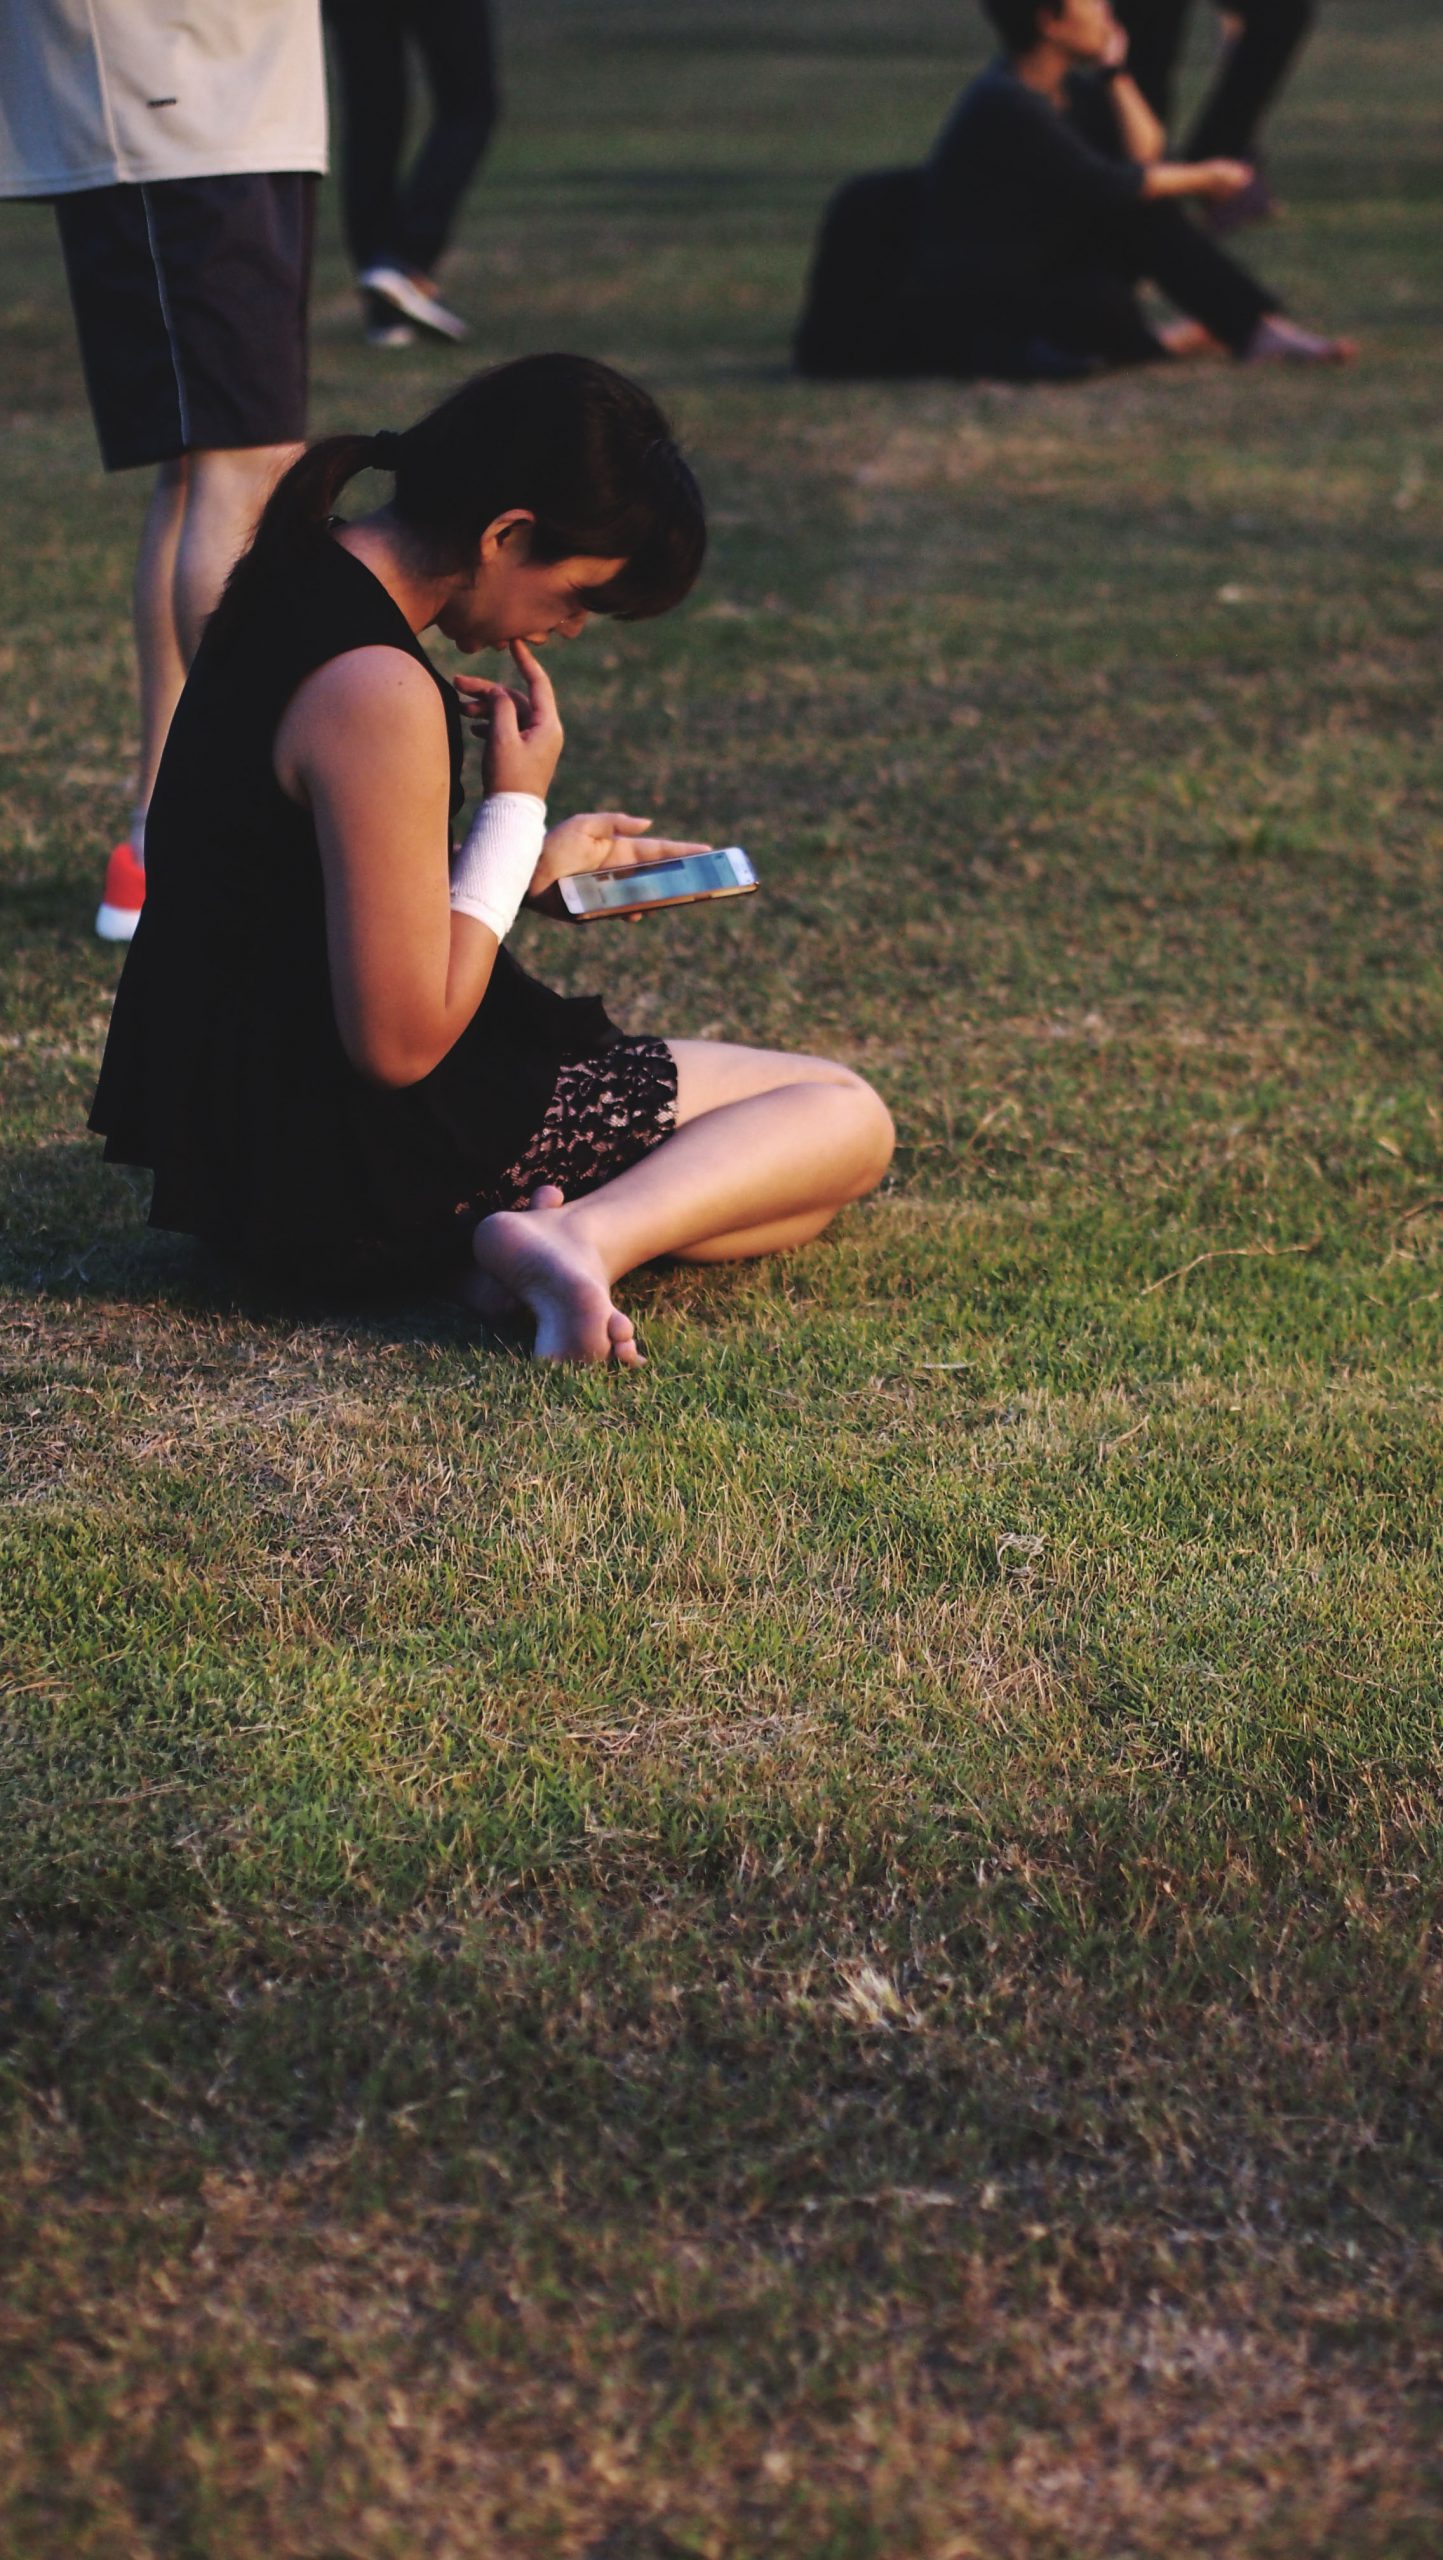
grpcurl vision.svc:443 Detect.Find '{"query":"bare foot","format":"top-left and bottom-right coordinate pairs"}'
top-left (454, 1186), bottom-right (565, 1320)
top-left (471, 1199), bottom-right (642, 1366)
top-left (1156, 317), bottom-right (1227, 360)
top-left (1245, 314), bottom-right (1358, 366)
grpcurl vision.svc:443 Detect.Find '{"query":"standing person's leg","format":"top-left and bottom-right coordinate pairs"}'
top-left (117, 443), bottom-right (293, 904)
top-left (472, 1043), bottom-right (895, 1365)
top-left (395, 0), bottom-right (500, 277)
top-left (1114, 0), bottom-right (1195, 123)
top-left (132, 458), bottom-right (190, 829)
top-left (96, 456), bottom-right (188, 936)
top-left (1186, 0), bottom-right (1316, 160)
top-left (55, 171), bottom-right (316, 936)
top-left (104, 478), bottom-right (310, 933)
top-left (100, 455), bottom-right (213, 940)
top-left (143, 170), bottom-right (317, 701)
top-left (171, 445), bottom-right (303, 660)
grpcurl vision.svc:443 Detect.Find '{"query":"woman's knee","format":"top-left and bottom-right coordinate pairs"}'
top-left (786, 1057), bottom-right (894, 1189)
top-left (830, 1065), bottom-right (895, 1192)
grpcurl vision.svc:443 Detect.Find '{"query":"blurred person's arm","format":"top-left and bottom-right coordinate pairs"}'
top-left (1141, 156), bottom-right (1253, 201)
top-left (1107, 73), bottom-right (1167, 163)
top-left (1101, 3), bottom-right (1255, 207)
top-left (1098, 24), bottom-right (1168, 163)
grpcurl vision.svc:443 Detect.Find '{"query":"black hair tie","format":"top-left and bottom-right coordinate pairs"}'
top-left (370, 429), bottom-right (403, 469)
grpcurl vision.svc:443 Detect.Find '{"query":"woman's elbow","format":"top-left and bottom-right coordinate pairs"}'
top-left (345, 1027), bottom-right (444, 1089)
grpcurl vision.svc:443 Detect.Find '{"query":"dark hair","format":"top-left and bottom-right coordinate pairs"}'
top-left (979, 0), bottom-right (1055, 50)
top-left (218, 352), bottom-right (705, 633)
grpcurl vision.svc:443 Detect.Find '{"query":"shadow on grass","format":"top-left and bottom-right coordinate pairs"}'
top-left (0, 1135), bottom-right (507, 1351)
top-left (7, 1814), bottom-right (1443, 2353)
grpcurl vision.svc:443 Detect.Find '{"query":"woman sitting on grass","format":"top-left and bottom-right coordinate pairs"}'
top-left (90, 354), bottom-right (894, 1365)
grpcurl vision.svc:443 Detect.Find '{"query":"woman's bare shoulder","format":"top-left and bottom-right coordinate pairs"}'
top-left (275, 645), bottom-right (449, 797)
top-left (286, 643), bottom-right (447, 727)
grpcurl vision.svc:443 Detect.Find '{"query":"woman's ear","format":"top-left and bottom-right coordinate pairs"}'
top-left (479, 508), bottom-right (537, 563)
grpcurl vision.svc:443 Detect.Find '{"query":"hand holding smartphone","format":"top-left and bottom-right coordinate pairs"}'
top-left (558, 846), bottom-right (758, 922)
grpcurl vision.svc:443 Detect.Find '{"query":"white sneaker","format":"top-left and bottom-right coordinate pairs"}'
top-left (364, 304), bottom-right (417, 349)
top-left (359, 263), bottom-right (469, 342)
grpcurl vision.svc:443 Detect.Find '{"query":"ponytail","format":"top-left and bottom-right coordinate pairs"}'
top-left (209, 355), bottom-right (704, 647)
top-left (212, 429), bottom-right (407, 634)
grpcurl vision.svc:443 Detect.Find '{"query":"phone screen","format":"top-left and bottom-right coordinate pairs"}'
top-left (567, 849), bottom-right (755, 912)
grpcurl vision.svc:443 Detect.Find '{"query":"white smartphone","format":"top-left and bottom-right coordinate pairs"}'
top-left (557, 845), bottom-right (758, 922)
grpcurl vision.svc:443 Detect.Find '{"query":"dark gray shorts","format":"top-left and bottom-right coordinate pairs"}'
top-left (54, 172), bottom-right (316, 471)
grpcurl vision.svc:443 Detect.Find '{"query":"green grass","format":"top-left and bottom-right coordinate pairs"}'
top-left (4, 2), bottom-right (1443, 2551)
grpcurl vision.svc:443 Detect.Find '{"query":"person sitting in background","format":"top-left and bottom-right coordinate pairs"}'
top-left (909, 0), bottom-right (1351, 377)
top-left (324, 0), bottom-right (498, 346)
top-left (1116, 0), bottom-right (1317, 227)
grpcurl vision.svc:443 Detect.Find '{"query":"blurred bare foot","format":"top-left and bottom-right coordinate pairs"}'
top-left (1245, 314), bottom-right (1358, 365)
top-left (1157, 317), bottom-right (1227, 359)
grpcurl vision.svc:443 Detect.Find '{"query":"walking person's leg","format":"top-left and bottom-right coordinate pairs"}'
top-left (355, 0), bottom-right (497, 341)
top-left (323, 0), bottom-right (415, 340)
top-left (471, 1043), bottom-right (895, 1364)
top-left (1114, 0), bottom-right (1195, 124)
top-left (1186, 0), bottom-right (1316, 161)
top-left (394, 0), bottom-right (500, 281)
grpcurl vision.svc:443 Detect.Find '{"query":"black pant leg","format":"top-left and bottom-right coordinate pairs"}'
top-left (1034, 265), bottom-right (1164, 366)
top-left (1186, 0), bottom-right (1316, 159)
top-left (1115, 0), bottom-right (1195, 124)
top-left (324, 0), bottom-right (409, 275)
top-left (1108, 198), bottom-right (1279, 348)
top-left (393, 0), bottom-right (499, 275)
top-left (956, 201), bottom-right (1277, 371)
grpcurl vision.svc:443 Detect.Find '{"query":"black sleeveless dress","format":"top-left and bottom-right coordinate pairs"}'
top-left (90, 535), bottom-right (632, 1284)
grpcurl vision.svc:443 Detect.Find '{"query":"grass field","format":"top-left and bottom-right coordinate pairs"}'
top-left (4, 2), bottom-right (1443, 2551)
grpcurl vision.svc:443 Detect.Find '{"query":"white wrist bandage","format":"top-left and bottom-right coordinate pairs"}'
top-left (449, 792), bottom-right (547, 942)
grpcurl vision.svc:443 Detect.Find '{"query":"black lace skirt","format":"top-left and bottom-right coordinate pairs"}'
top-left (456, 1034), bottom-right (678, 1225)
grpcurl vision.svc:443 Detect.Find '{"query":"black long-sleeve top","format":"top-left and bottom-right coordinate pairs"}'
top-left (916, 57), bottom-right (1146, 299)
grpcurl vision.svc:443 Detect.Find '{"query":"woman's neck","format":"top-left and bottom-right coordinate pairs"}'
top-left (333, 511), bottom-right (450, 635)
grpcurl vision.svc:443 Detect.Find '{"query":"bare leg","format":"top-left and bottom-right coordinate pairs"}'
top-left (131, 458), bottom-right (190, 841)
top-left (172, 444), bottom-right (301, 659)
top-left (674, 1204), bottom-right (840, 1262)
top-left (125, 445), bottom-right (301, 858)
top-left (472, 1042), bottom-right (895, 1364)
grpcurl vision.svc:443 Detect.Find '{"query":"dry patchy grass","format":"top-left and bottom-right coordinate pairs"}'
top-left (4, 1), bottom-right (1443, 2550)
